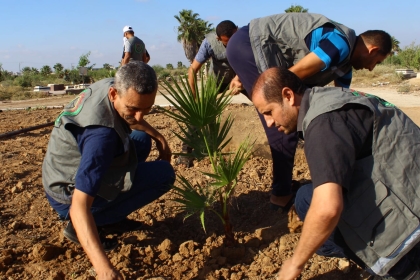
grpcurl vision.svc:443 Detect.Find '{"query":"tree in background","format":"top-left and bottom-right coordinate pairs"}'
top-left (40, 65), bottom-right (52, 76)
top-left (78, 51), bottom-right (95, 69)
top-left (103, 63), bottom-right (112, 70)
top-left (177, 61), bottom-right (184, 69)
top-left (21, 67), bottom-right (39, 75)
top-left (285, 4), bottom-right (309, 13)
top-left (53, 63), bottom-right (64, 75)
top-left (175, 9), bottom-right (214, 64)
top-left (391, 36), bottom-right (401, 55)
top-left (398, 43), bottom-right (420, 69)
top-left (21, 67), bottom-right (32, 74)
top-left (166, 63), bottom-right (174, 70)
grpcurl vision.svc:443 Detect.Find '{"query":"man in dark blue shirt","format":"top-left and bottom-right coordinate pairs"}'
top-left (43, 62), bottom-right (174, 279)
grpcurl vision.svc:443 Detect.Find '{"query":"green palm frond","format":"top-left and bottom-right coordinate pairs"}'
top-left (200, 116), bottom-right (233, 162)
top-left (203, 137), bottom-right (255, 192)
top-left (171, 175), bottom-right (217, 232)
top-left (159, 74), bottom-right (232, 129)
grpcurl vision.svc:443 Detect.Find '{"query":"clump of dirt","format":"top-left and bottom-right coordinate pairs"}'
top-left (0, 106), bottom-right (369, 279)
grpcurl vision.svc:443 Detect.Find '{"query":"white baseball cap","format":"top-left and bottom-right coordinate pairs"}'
top-left (123, 25), bottom-right (134, 33)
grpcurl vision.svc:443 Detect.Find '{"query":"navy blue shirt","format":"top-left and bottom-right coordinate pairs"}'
top-left (47, 125), bottom-right (123, 210)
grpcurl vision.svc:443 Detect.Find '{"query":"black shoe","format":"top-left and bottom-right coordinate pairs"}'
top-left (100, 218), bottom-right (143, 234)
top-left (63, 221), bottom-right (118, 252)
top-left (270, 180), bottom-right (301, 212)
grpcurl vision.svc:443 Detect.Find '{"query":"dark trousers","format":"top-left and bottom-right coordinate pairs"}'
top-left (226, 24), bottom-right (298, 196)
top-left (295, 183), bottom-right (420, 279)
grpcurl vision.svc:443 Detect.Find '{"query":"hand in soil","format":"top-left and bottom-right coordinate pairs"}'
top-left (276, 258), bottom-right (303, 280)
top-left (97, 268), bottom-right (123, 280)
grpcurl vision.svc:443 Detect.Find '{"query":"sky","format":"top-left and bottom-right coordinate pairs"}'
top-left (1, 0), bottom-right (419, 72)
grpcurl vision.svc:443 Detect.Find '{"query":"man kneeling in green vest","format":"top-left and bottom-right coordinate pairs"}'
top-left (252, 67), bottom-right (420, 280)
top-left (42, 61), bottom-right (175, 279)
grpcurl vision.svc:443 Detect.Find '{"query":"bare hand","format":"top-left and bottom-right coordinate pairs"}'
top-left (97, 267), bottom-right (124, 280)
top-left (276, 259), bottom-right (303, 280)
top-left (229, 76), bottom-right (244, 95)
top-left (155, 135), bottom-right (172, 162)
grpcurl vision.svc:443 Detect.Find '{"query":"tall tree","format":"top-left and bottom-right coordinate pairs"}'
top-left (21, 66), bottom-right (32, 74)
top-left (53, 63), bottom-right (64, 74)
top-left (391, 36), bottom-right (401, 55)
top-left (40, 65), bottom-right (52, 76)
top-left (175, 9), bottom-right (214, 64)
top-left (285, 4), bottom-right (309, 13)
top-left (103, 63), bottom-right (112, 70)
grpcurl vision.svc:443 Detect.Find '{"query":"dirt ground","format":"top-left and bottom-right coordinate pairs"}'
top-left (1, 81), bottom-right (420, 280)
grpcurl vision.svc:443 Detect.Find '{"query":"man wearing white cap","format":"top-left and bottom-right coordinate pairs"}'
top-left (121, 25), bottom-right (149, 65)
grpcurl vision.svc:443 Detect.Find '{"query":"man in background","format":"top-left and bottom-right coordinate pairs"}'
top-left (177, 20), bottom-right (243, 167)
top-left (43, 61), bottom-right (174, 279)
top-left (121, 25), bottom-right (149, 65)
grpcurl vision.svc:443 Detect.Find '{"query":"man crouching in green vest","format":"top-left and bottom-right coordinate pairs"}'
top-left (252, 67), bottom-right (420, 280)
top-left (42, 61), bottom-right (175, 279)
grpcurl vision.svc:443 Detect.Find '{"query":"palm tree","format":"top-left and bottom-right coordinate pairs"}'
top-left (285, 4), bottom-right (309, 13)
top-left (53, 63), bottom-right (64, 75)
top-left (175, 9), bottom-right (214, 64)
top-left (40, 65), bottom-right (52, 76)
top-left (391, 36), bottom-right (401, 55)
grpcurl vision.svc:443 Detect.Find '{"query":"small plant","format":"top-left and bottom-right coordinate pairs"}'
top-left (159, 74), bottom-right (254, 247)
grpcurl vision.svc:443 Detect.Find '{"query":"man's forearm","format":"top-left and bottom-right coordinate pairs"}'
top-left (121, 54), bottom-right (130, 66)
top-left (130, 119), bottom-right (171, 161)
top-left (289, 52), bottom-right (326, 80)
top-left (290, 183), bottom-right (343, 268)
top-left (131, 119), bottom-right (161, 141)
top-left (188, 67), bottom-right (197, 96)
top-left (70, 190), bottom-right (114, 273)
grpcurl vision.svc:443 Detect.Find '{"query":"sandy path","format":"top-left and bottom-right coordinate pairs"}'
top-left (2, 86), bottom-right (420, 125)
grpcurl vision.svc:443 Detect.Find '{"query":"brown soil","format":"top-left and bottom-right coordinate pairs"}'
top-left (1, 85), bottom-right (419, 279)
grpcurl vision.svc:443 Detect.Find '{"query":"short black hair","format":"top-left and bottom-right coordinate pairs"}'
top-left (360, 30), bottom-right (392, 55)
top-left (216, 20), bottom-right (238, 38)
